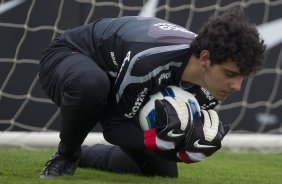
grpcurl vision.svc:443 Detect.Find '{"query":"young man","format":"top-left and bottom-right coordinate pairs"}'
top-left (39, 8), bottom-right (266, 178)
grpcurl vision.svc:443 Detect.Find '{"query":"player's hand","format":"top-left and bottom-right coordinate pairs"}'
top-left (184, 109), bottom-right (230, 156)
top-left (144, 96), bottom-right (199, 151)
top-left (154, 96), bottom-right (199, 142)
top-left (176, 110), bottom-right (229, 163)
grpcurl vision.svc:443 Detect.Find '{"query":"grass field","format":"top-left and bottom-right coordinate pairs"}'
top-left (0, 148), bottom-right (281, 184)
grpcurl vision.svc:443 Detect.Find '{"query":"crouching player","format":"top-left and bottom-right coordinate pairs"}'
top-left (39, 8), bottom-right (265, 178)
top-left (78, 86), bottom-right (230, 177)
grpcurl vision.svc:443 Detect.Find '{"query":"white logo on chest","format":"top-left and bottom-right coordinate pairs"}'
top-left (158, 71), bottom-right (171, 84)
top-left (124, 88), bottom-right (148, 118)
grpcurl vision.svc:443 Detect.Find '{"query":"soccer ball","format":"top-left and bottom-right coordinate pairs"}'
top-left (139, 85), bottom-right (201, 131)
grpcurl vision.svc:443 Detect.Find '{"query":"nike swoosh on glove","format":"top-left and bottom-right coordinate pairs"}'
top-left (176, 110), bottom-right (230, 163)
top-left (144, 96), bottom-right (198, 152)
top-left (154, 96), bottom-right (197, 142)
top-left (185, 109), bottom-right (230, 156)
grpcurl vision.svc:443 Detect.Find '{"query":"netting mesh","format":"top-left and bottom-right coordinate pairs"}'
top-left (0, 0), bottom-right (281, 135)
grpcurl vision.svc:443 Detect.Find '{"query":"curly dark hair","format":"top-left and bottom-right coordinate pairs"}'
top-left (190, 8), bottom-right (266, 76)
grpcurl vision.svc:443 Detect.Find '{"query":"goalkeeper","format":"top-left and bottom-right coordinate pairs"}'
top-left (39, 8), bottom-right (266, 178)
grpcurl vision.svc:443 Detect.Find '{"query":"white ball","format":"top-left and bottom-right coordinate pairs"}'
top-left (139, 85), bottom-right (201, 131)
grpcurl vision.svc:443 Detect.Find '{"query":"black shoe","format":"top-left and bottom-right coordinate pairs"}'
top-left (39, 153), bottom-right (79, 179)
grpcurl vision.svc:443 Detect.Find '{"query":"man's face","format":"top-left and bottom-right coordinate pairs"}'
top-left (203, 61), bottom-right (244, 101)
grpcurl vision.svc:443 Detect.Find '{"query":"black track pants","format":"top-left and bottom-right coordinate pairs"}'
top-left (39, 52), bottom-right (110, 160)
top-left (79, 144), bottom-right (178, 178)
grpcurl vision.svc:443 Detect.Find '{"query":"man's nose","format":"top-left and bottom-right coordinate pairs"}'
top-left (230, 77), bottom-right (243, 92)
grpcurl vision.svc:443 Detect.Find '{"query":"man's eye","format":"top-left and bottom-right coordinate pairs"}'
top-left (225, 72), bottom-right (235, 77)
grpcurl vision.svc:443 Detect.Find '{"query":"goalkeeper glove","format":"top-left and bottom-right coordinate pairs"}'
top-left (144, 96), bottom-right (199, 151)
top-left (177, 109), bottom-right (230, 163)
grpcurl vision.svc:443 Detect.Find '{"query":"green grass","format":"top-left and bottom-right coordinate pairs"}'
top-left (0, 148), bottom-right (281, 184)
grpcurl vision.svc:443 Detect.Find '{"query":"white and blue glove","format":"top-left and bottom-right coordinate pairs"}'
top-left (144, 96), bottom-right (198, 151)
top-left (176, 109), bottom-right (230, 163)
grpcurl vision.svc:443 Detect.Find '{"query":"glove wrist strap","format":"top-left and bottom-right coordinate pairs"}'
top-left (144, 128), bottom-right (159, 151)
top-left (178, 150), bottom-right (194, 163)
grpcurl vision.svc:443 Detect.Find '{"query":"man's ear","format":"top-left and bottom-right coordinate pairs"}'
top-left (199, 50), bottom-right (210, 68)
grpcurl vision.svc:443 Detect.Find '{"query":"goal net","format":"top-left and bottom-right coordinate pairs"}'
top-left (0, 0), bottom-right (281, 151)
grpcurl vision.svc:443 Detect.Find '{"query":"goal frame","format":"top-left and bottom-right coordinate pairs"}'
top-left (1, 131), bottom-right (282, 152)
top-left (0, 0), bottom-right (281, 152)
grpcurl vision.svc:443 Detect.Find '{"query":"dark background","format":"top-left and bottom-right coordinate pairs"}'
top-left (0, 0), bottom-right (281, 133)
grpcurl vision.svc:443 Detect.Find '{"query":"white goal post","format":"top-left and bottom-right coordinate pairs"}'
top-left (0, 0), bottom-right (281, 151)
top-left (0, 131), bottom-right (281, 153)
top-left (1, 131), bottom-right (282, 153)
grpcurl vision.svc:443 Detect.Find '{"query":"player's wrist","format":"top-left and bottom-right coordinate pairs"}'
top-left (144, 128), bottom-right (158, 151)
top-left (177, 150), bottom-right (206, 164)
top-left (144, 128), bottom-right (175, 151)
